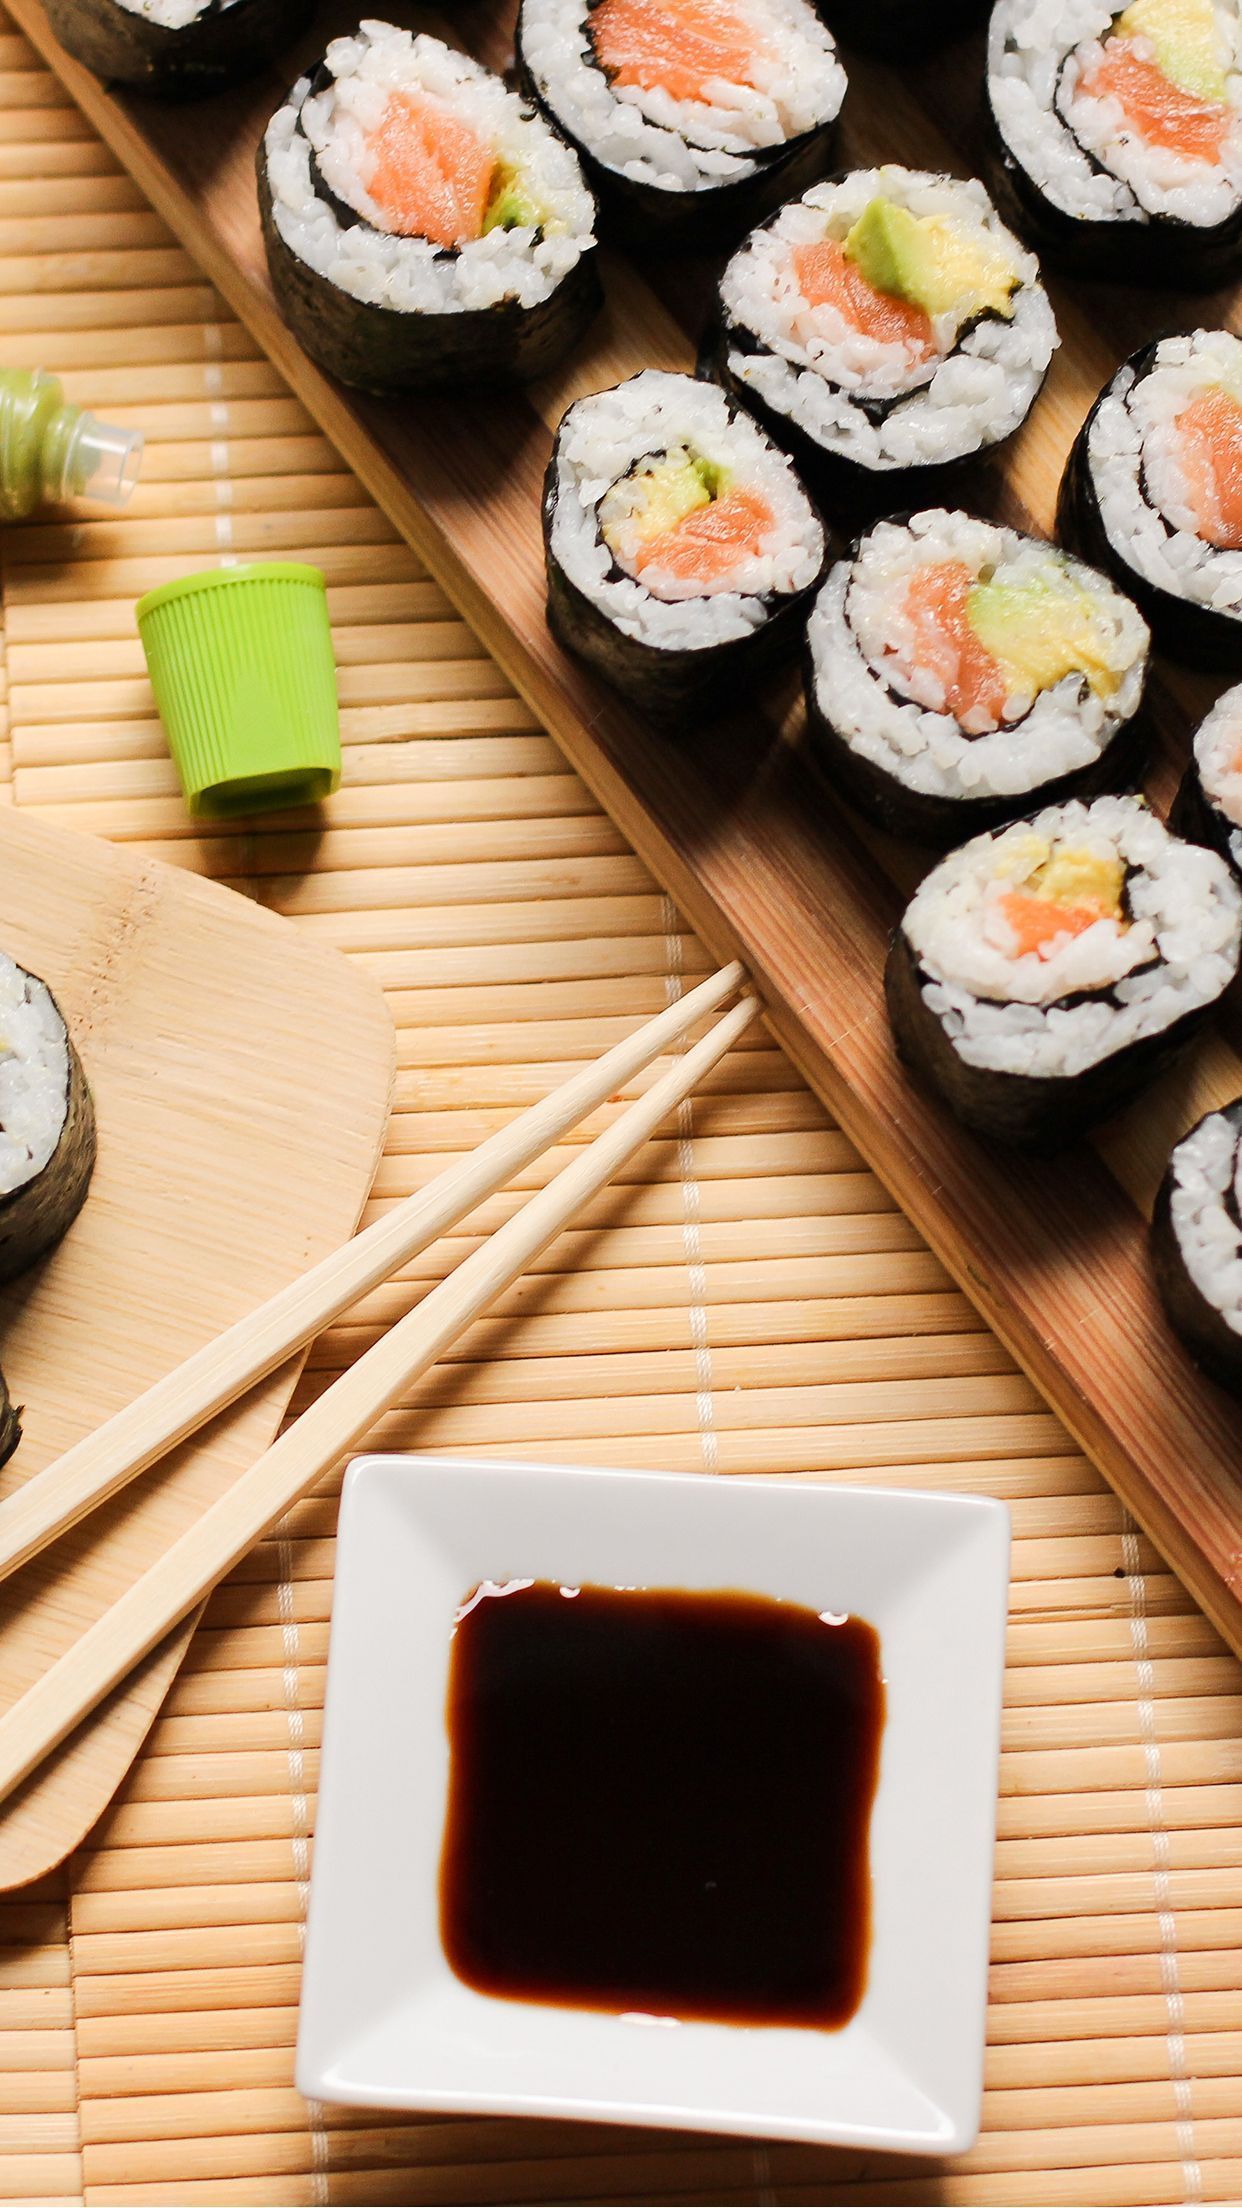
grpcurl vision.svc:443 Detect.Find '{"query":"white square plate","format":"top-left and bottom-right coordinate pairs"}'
top-left (298, 1455), bottom-right (1009, 2153)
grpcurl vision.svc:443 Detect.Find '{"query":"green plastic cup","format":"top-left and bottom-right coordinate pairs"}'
top-left (136, 562), bottom-right (341, 819)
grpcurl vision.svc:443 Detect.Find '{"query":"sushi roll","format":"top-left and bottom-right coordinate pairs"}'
top-left (886, 795), bottom-right (1242, 1147)
top-left (1173, 684), bottom-right (1242, 880)
top-left (984, 0), bottom-right (1242, 288)
top-left (0, 951), bottom-right (96, 1285)
top-left (43, 0), bottom-right (307, 97)
top-left (806, 510), bottom-right (1151, 844)
top-left (258, 24), bottom-right (601, 393)
top-left (1059, 331), bottom-right (1242, 671)
top-left (1152, 1097), bottom-right (1242, 1394)
top-left (544, 368), bottom-right (828, 718)
top-left (819, 0), bottom-right (987, 58)
top-left (0, 1369), bottom-right (19, 1474)
top-left (516, 0), bottom-right (846, 251)
top-left (707, 167), bottom-right (1058, 512)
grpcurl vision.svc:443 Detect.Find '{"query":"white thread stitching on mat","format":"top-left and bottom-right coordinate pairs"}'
top-left (277, 1523), bottom-right (332, 2203)
top-left (662, 896), bottom-right (719, 1474)
top-left (1121, 1512), bottom-right (1201, 2204)
top-left (203, 319), bottom-right (238, 567)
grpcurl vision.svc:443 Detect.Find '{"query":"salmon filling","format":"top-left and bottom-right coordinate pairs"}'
top-left (997, 847), bottom-right (1127, 959)
top-left (1174, 384), bottom-right (1242, 548)
top-left (1082, 37), bottom-right (1231, 158)
top-left (791, 239), bottom-right (936, 358)
top-left (364, 91), bottom-right (499, 247)
top-left (589, 0), bottom-right (761, 100)
top-left (900, 562), bottom-right (1010, 727)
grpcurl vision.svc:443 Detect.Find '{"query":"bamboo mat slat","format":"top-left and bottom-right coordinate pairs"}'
top-left (3, 14), bottom-right (1242, 2203)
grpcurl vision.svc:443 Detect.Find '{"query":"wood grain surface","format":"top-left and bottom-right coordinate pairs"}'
top-left (0, 805), bottom-right (394, 1889)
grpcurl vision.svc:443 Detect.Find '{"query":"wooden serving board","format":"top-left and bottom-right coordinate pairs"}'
top-left (0, 806), bottom-right (394, 1889)
top-left (11, 0), bottom-right (1242, 1657)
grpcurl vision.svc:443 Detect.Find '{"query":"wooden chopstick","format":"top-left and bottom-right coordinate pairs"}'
top-left (0, 959), bottom-right (746, 1590)
top-left (0, 990), bottom-right (759, 1812)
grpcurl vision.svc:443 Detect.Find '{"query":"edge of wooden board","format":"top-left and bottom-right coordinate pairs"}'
top-left (0, 805), bottom-right (395, 1887)
top-left (10, 0), bottom-right (1242, 1658)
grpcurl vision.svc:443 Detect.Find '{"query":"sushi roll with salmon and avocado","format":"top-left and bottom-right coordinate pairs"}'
top-left (43, 0), bottom-right (307, 97)
top-left (544, 369), bottom-right (827, 718)
top-left (516, 0), bottom-right (846, 251)
top-left (1059, 331), bottom-right (1242, 670)
top-left (1153, 1097), bottom-right (1242, 1394)
top-left (806, 510), bottom-right (1151, 844)
top-left (886, 796), bottom-right (1242, 1147)
top-left (707, 167), bottom-right (1057, 512)
top-left (1172, 683), bottom-right (1242, 881)
top-left (985, 0), bottom-right (1242, 288)
top-left (259, 24), bottom-right (601, 392)
top-left (0, 950), bottom-right (95, 1284)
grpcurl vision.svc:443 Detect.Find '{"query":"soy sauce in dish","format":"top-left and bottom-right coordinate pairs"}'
top-left (439, 1580), bottom-right (884, 2029)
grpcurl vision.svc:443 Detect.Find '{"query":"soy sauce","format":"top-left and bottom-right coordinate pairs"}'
top-left (439, 1581), bottom-right (884, 2030)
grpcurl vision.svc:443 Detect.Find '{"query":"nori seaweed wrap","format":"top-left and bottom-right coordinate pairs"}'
top-left (1058, 332), bottom-right (1242, 672)
top-left (706, 166), bottom-right (1057, 517)
top-left (1171, 684), bottom-right (1242, 886)
top-left (885, 796), bottom-right (1242, 1149)
top-left (983, 0), bottom-right (1242, 291)
top-left (1152, 1097), bottom-right (1242, 1396)
top-left (0, 953), bottom-right (96, 1285)
top-left (258, 23), bottom-right (600, 394)
top-left (515, 0), bottom-right (847, 253)
top-left (821, 0), bottom-right (988, 56)
top-left (805, 509), bottom-right (1151, 846)
top-left (43, 0), bottom-right (308, 98)
top-left (0, 1369), bottom-right (21, 1474)
top-left (544, 368), bottom-right (827, 720)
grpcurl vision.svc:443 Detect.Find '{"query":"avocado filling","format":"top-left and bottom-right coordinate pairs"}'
top-left (843, 196), bottom-right (1020, 330)
top-left (992, 836), bottom-right (1128, 957)
top-left (1114, 0), bottom-right (1229, 103)
top-left (967, 569), bottom-right (1119, 702)
top-left (481, 162), bottom-right (544, 234)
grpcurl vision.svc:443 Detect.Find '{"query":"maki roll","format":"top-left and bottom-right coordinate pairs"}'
top-left (1152, 1097), bottom-right (1242, 1394)
top-left (818, 0), bottom-right (987, 58)
top-left (259, 24), bottom-right (600, 392)
top-left (806, 510), bottom-right (1151, 844)
top-left (0, 1369), bottom-right (19, 1474)
top-left (0, 950), bottom-right (96, 1284)
top-left (886, 795), bottom-right (1242, 1147)
top-left (1173, 683), bottom-right (1242, 880)
top-left (544, 369), bottom-right (827, 718)
top-left (516, 0), bottom-right (846, 251)
top-left (708, 167), bottom-right (1057, 511)
top-left (1059, 331), bottom-right (1242, 670)
top-left (43, 0), bottom-right (307, 96)
top-left (984, 0), bottom-right (1242, 288)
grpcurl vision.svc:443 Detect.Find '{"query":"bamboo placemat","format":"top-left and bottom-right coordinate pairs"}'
top-left (4, 15), bottom-right (1242, 2202)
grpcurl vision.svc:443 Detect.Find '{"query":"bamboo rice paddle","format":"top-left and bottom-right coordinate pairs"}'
top-left (0, 990), bottom-right (758, 1810)
top-left (0, 958), bottom-right (744, 1589)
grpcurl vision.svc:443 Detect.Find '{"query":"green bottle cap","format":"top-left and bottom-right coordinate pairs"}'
top-left (136, 562), bottom-right (342, 820)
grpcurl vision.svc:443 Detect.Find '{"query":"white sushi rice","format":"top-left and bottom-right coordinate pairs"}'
top-left (719, 168), bottom-right (1057, 471)
top-left (1194, 682), bottom-right (1242, 867)
top-left (113, 0), bottom-right (240, 23)
top-left (0, 954), bottom-right (70, 1197)
top-left (989, 0), bottom-right (1242, 228)
top-left (904, 795), bottom-right (1242, 1078)
top-left (808, 510), bottom-right (1148, 801)
top-left (549, 369), bottom-right (824, 647)
top-left (518, 0), bottom-right (844, 193)
top-left (1087, 330), bottom-right (1242, 619)
top-left (263, 23), bottom-right (595, 316)
top-left (1166, 1103), bottom-right (1242, 1334)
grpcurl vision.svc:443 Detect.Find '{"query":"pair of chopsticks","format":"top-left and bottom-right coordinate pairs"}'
top-left (0, 961), bottom-right (757, 1811)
